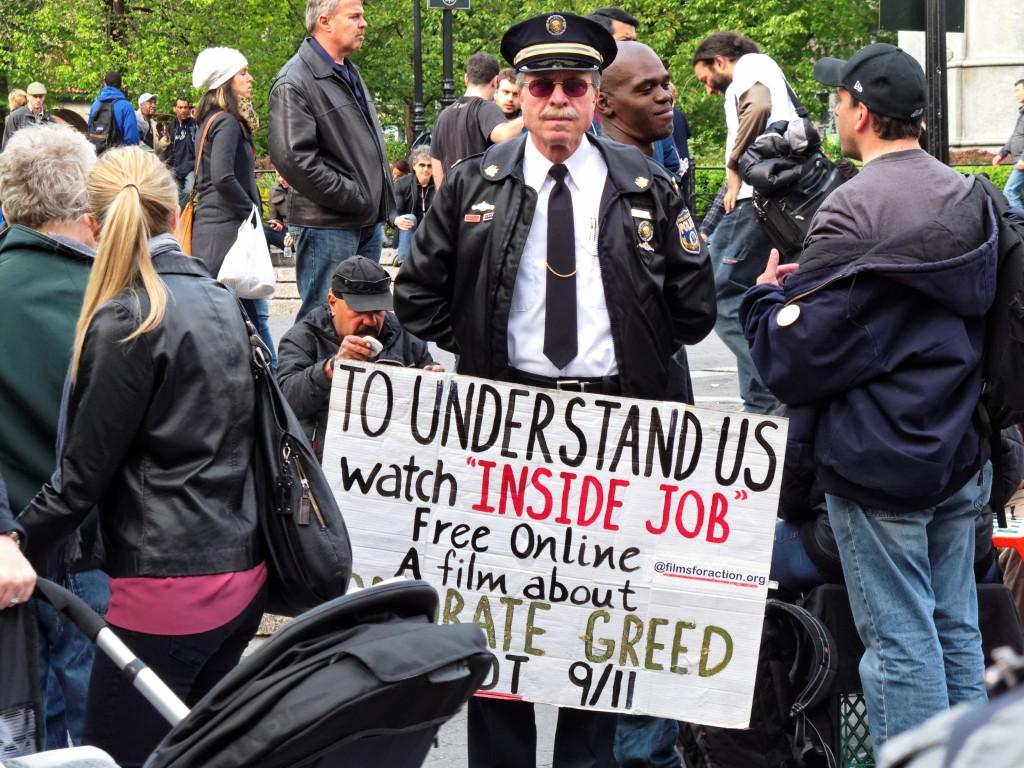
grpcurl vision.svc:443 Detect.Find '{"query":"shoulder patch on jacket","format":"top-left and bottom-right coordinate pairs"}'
top-left (676, 209), bottom-right (701, 254)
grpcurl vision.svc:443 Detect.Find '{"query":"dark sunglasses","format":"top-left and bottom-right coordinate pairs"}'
top-left (526, 78), bottom-right (590, 99)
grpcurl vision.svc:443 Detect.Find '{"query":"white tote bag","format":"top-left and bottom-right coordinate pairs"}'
top-left (218, 204), bottom-right (276, 299)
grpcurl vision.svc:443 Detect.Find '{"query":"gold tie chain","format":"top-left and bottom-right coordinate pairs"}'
top-left (546, 258), bottom-right (576, 278)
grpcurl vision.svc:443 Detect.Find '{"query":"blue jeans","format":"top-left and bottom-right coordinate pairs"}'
top-left (396, 225), bottom-right (417, 265)
top-left (1004, 167), bottom-right (1024, 210)
top-left (826, 464), bottom-right (991, 754)
top-left (708, 202), bottom-right (779, 414)
top-left (33, 569), bottom-right (111, 749)
top-left (770, 520), bottom-right (827, 592)
top-left (613, 715), bottom-right (680, 768)
top-left (240, 297), bottom-right (276, 371)
top-left (175, 171), bottom-right (194, 210)
top-left (292, 224), bottom-right (383, 321)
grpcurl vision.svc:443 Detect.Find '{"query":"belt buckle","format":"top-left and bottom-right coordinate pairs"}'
top-left (556, 379), bottom-right (584, 392)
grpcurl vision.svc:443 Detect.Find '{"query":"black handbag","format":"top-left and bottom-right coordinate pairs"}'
top-left (738, 83), bottom-right (851, 260)
top-left (243, 312), bottom-right (353, 617)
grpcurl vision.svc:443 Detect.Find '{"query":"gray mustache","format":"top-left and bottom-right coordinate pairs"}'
top-left (540, 108), bottom-right (579, 120)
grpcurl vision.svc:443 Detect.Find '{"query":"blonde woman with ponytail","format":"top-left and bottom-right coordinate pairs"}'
top-left (19, 147), bottom-right (266, 768)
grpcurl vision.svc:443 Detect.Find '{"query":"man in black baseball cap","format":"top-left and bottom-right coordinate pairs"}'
top-left (741, 40), bottom-right (996, 759)
top-left (329, 255), bottom-right (394, 313)
top-left (813, 43), bottom-right (926, 121)
top-left (277, 256), bottom-right (440, 459)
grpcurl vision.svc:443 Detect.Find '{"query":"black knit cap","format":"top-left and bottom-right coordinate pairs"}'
top-left (330, 256), bottom-right (393, 312)
top-left (814, 43), bottom-right (926, 120)
top-left (501, 12), bottom-right (617, 73)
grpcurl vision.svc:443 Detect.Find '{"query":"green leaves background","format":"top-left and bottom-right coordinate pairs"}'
top-left (0, 0), bottom-right (888, 160)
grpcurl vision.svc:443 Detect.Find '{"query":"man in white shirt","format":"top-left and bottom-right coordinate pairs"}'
top-left (692, 31), bottom-right (798, 414)
top-left (395, 13), bottom-right (715, 765)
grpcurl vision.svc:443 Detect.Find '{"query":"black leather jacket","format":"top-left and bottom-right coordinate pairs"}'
top-left (268, 40), bottom-right (395, 229)
top-left (394, 135), bottom-right (717, 399)
top-left (18, 235), bottom-right (261, 578)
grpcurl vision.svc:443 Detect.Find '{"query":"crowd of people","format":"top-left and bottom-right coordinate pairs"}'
top-left (1, 1), bottom-right (1024, 767)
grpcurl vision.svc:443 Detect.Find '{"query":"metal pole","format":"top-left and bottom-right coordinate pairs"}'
top-left (412, 0), bottom-right (425, 138)
top-left (924, 0), bottom-right (949, 163)
top-left (441, 8), bottom-right (455, 107)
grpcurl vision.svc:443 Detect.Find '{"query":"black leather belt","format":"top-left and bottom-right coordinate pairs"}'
top-left (508, 368), bottom-right (621, 395)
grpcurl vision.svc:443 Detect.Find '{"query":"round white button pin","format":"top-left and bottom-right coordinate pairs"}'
top-left (776, 304), bottom-right (801, 327)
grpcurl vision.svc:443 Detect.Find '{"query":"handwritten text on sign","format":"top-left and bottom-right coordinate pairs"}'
top-left (322, 363), bottom-right (787, 727)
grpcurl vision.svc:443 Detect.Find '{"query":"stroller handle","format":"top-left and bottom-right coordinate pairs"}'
top-left (34, 577), bottom-right (107, 641)
top-left (33, 577), bottom-right (190, 726)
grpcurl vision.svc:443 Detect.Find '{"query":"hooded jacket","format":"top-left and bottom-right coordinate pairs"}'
top-left (741, 181), bottom-right (998, 511)
top-left (277, 306), bottom-right (434, 459)
top-left (87, 85), bottom-right (140, 147)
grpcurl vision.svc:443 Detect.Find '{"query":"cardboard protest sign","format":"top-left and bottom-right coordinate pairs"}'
top-left (322, 362), bottom-right (788, 727)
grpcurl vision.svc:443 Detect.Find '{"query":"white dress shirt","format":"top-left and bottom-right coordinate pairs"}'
top-left (508, 135), bottom-right (618, 377)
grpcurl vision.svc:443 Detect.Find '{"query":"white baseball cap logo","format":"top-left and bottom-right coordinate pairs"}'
top-left (853, 80), bottom-right (864, 93)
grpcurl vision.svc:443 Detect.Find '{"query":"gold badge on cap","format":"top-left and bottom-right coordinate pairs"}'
top-left (776, 304), bottom-right (801, 328)
top-left (546, 14), bottom-right (567, 35)
top-left (484, 165), bottom-right (499, 178)
top-left (634, 176), bottom-right (649, 190)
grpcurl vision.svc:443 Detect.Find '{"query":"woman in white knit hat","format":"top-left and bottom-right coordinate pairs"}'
top-left (189, 47), bottom-right (276, 366)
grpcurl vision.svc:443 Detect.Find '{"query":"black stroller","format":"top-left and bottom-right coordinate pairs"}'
top-left (3, 578), bottom-right (493, 768)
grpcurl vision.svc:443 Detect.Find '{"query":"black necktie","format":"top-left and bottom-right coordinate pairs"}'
top-left (544, 164), bottom-right (577, 370)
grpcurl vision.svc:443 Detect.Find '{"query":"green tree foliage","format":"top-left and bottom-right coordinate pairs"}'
top-left (1, 0), bottom-right (887, 161)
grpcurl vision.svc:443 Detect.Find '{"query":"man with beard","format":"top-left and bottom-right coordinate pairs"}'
top-left (691, 32), bottom-right (797, 415)
top-left (395, 13), bottom-right (715, 766)
top-left (277, 256), bottom-right (440, 461)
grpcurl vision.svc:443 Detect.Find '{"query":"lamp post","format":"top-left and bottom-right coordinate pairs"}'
top-left (412, 0), bottom-right (425, 138)
top-left (924, 0), bottom-right (949, 163)
top-left (441, 8), bottom-right (455, 107)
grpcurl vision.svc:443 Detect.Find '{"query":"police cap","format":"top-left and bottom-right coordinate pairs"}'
top-left (501, 13), bottom-right (617, 73)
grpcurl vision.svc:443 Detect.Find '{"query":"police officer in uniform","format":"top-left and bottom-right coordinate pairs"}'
top-left (395, 12), bottom-right (716, 767)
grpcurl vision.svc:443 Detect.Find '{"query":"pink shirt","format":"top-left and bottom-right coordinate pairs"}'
top-left (105, 562), bottom-right (268, 636)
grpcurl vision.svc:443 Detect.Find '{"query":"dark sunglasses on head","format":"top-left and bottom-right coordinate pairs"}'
top-left (526, 77), bottom-right (590, 99)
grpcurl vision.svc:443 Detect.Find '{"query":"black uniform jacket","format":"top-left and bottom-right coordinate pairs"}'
top-left (277, 306), bottom-right (435, 459)
top-left (394, 134), bottom-right (716, 399)
top-left (18, 237), bottom-right (261, 578)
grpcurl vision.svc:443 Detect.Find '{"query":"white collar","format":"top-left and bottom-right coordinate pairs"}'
top-left (523, 133), bottom-right (602, 192)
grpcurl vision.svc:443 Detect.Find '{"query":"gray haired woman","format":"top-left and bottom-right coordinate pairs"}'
top-left (392, 145), bottom-right (435, 264)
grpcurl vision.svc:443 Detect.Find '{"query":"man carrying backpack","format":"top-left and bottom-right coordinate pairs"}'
top-left (86, 71), bottom-right (139, 152)
top-left (740, 44), bottom-right (998, 758)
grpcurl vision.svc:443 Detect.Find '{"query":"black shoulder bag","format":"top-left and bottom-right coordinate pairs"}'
top-left (738, 83), bottom-right (851, 260)
top-left (242, 310), bottom-right (353, 617)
